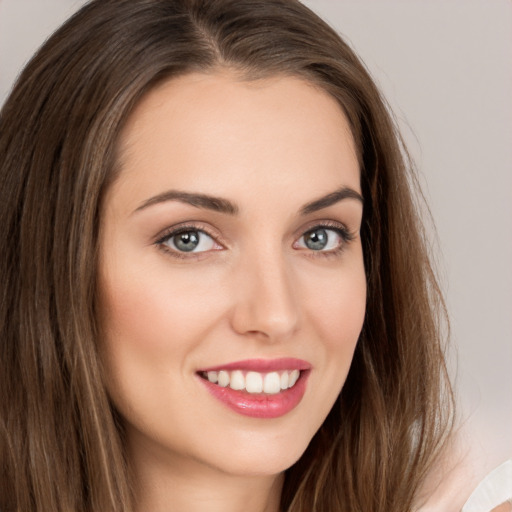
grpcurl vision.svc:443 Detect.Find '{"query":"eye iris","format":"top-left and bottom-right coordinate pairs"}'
top-left (174, 231), bottom-right (200, 252)
top-left (305, 229), bottom-right (328, 250)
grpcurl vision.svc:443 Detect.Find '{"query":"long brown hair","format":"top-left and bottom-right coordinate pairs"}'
top-left (0, 0), bottom-right (454, 510)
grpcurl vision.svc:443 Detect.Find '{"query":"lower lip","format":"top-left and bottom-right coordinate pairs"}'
top-left (198, 371), bottom-right (310, 419)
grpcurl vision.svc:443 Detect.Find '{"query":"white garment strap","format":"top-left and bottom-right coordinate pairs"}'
top-left (462, 460), bottom-right (512, 512)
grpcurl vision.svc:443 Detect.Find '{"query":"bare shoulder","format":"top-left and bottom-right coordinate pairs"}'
top-left (489, 503), bottom-right (512, 512)
top-left (414, 434), bottom-right (477, 511)
top-left (415, 431), bottom-right (512, 512)
top-left (417, 445), bottom-right (512, 512)
top-left (462, 460), bottom-right (512, 512)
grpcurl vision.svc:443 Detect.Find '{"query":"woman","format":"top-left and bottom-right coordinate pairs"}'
top-left (0, 0), bottom-right (456, 510)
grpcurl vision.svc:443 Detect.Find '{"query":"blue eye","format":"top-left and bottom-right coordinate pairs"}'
top-left (297, 227), bottom-right (346, 252)
top-left (160, 229), bottom-right (216, 253)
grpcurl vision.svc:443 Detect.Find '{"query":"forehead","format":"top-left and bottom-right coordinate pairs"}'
top-left (111, 71), bottom-right (360, 215)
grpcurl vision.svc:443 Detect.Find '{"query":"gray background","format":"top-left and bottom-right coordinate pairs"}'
top-left (1, 0), bottom-right (511, 489)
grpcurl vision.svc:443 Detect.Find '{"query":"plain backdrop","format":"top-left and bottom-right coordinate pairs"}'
top-left (1, 0), bottom-right (511, 492)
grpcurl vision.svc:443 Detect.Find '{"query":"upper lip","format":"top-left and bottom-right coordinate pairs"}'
top-left (197, 357), bottom-right (311, 373)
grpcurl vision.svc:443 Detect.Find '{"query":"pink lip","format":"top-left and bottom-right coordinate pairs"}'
top-left (196, 358), bottom-right (311, 419)
top-left (198, 357), bottom-right (311, 373)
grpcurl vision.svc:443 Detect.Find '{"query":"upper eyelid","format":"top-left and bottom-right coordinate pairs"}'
top-left (295, 224), bottom-right (352, 246)
top-left (154, 225), bottom-right (223, 259)
top-left (156, 219), bottom-right (347, 236)
top-left (154, 222), bottom-right (221, 246)
top-left (293, 219), bottom-right (351, 239)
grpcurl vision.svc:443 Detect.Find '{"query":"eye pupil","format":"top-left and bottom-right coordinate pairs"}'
top-left (174, 231), bottom-right (200, 252)
top-left (305, 229), bottom-right (328, 250)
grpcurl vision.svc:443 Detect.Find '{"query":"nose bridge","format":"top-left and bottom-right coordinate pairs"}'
top-left (230, 243), bottom-right (299, 340)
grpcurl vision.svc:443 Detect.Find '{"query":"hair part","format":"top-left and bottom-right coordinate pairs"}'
top-left (0, 1), bottom-right (454, 510)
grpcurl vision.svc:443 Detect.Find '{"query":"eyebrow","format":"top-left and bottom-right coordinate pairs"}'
top-left (134, 190), bottom-right (239, 215)
top-left (133, 186), bottom-right (363, 216)
top-left (299, 187), bottom-right (363, 215)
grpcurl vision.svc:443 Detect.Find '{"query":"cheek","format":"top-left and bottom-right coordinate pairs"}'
top-left (96, 259), bottom-right (241, 410)
top-left (300, 254), bottom-right (366, 397)
top-left (98, 261), bottom-right (217, 357)
top-left (96, 264), bottom-right (217, 431)
top-left (98, 276), bottom-right (177, 366)
top-left (304, 257), bottom-right (366, 348)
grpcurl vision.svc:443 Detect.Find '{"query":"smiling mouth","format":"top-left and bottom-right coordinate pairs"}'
top-left (196, 358), bottom-right (311, 418)
top-left (199, 369), bottom-right (302, 395)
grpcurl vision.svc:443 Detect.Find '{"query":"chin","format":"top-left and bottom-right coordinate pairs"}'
top-left (200, 427), bottom-right (315, 478)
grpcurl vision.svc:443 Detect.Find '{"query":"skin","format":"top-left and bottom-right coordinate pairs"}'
top-left (492, 505), bottom-right (512, 512)
top-left (97, 71), bottom-right (366, 512)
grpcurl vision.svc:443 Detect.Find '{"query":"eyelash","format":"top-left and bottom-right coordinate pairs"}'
top-left (154, 221), bottom-right (355, 260)
top-left (296, 221), bottom-right (355, 259)
top-left (154, 223), bottom-right (221, 260)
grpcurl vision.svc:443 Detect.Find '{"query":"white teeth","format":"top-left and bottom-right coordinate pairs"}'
top-left (289, 369), bottom-right (300, 388)
top-left (229, 370), bottom-right (245, 390)
top-left (203, 369), bottom-right (303, 394)
top-left (263, 372), bottom-right (281, 394)
top-left (246, 372), bottom-right (263, 393)
top-left (217, 370), bottom-right (230, 387)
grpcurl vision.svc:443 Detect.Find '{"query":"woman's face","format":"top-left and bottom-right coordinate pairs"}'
top-left (98, 72), bottom-right (366, 478)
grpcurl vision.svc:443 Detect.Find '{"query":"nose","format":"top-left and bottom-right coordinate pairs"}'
top-left (229, 251), bottom-right (300, 341)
